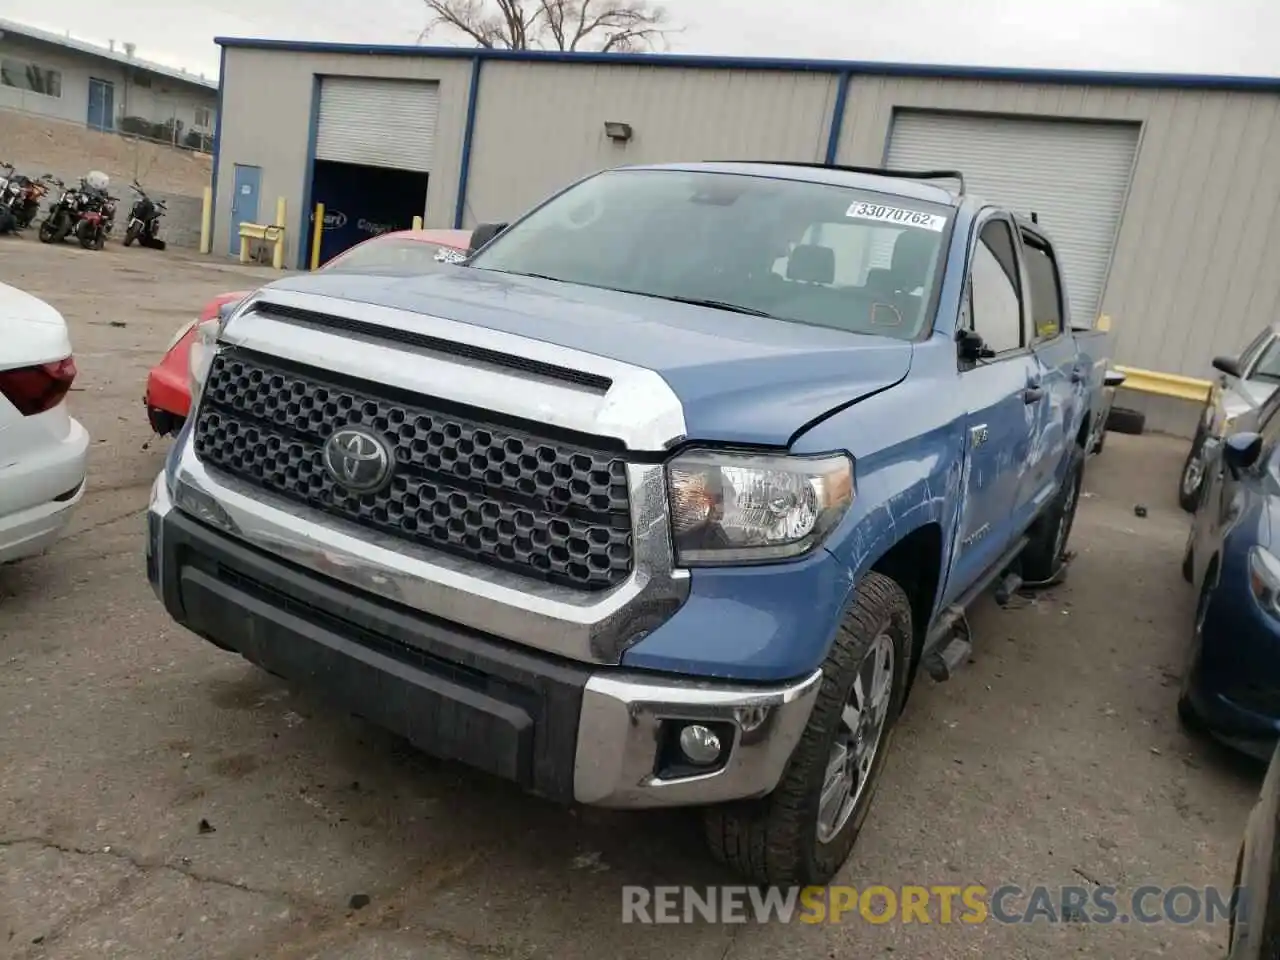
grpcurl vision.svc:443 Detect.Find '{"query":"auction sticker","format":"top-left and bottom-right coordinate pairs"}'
top-left (846, 201), bottom-right (946, 232)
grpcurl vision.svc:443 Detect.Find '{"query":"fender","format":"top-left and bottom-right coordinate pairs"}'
top-left (793, 333), bottom-right (969, 631)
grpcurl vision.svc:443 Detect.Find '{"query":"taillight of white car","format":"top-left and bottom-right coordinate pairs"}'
top-left (0, 356), bottom-right (77, 416)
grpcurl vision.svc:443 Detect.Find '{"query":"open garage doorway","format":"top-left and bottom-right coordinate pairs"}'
top-left (310, 161), bottom-right (429, 264)
top-left (306, 76), bottom-right (439, 267)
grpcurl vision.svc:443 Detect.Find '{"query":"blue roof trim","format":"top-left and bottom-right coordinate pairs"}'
top-left (212, 36), bottom-right (1280, 91)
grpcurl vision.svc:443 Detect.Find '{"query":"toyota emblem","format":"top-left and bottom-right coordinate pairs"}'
top-left (322, 427), bottom-right (393, 494)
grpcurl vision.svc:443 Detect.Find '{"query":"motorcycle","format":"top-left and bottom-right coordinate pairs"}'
top-left (123, 180), bottom-right (166, 250)
top-left (0, 163), bottom-right (52, 230)
top-left (39, 170), bottom-right (111, 246)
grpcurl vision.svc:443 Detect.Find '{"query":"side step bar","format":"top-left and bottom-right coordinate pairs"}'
top-left (923, 536), bottom-right (1028, 683)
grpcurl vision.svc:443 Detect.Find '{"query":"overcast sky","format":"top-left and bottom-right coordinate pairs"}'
top-left (9, 0), bottom-right (1280, 81)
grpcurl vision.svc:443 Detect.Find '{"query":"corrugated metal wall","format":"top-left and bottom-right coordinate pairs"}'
top-left (835, 76), bottom-right (1280, 380)
top-left (215, 48), bottom-right (1280, 383)
top-left (461, 62), bottom-right (838, 225)
top-left (215, 48), bottom-right (474, 265)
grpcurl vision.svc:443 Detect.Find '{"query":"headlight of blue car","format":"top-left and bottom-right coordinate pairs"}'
top-left (666, 450), bottom-right (854, 565)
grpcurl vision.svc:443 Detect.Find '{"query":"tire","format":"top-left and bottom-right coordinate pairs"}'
top-left (124, 223), bottom-right (139, 247)
top-left (77, 222), bottom-right (94, 249)
top-left (1106, 406), bottom-right (1146, 436)
top-left (1020, 444), bottom-right (1085, 583)
top-left (702, 571), bottom-right (912, 885)
top-left (1181, 540), bottom-right (1194, 584)
top-left (94, 229), bottom-right (105, 251)
top-left (37, 217), bottom-right (56, 243)
top-left (1179, 421), bottom-right (1210, 513)
top-left (1177, 577), bottom-right (1213, 735)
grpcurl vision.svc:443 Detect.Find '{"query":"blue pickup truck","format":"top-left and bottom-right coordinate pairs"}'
top-left (148, 161), bottom-right (1107, 884)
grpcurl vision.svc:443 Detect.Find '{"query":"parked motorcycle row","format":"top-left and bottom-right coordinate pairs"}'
top-left (0, 165), bottom-right (167, 252)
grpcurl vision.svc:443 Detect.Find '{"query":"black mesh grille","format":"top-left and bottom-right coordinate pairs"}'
top-left (192, 349), bottom-right (633, 591)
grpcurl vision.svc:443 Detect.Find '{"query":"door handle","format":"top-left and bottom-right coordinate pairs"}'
top-left (1023, 386), bottom-right (1044, 404)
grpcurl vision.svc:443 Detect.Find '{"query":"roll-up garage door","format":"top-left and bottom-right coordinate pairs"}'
top-left (886, 110), bottom-right (1139, 327)
top-left (315, 77), bottom-right (440, 172)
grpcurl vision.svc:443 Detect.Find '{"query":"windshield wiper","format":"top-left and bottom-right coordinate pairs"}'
top-left (634, 293), bottom-right (776, 318)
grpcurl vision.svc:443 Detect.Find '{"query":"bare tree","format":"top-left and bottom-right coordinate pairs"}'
top-left (420, 0), bottom-right (674, 52)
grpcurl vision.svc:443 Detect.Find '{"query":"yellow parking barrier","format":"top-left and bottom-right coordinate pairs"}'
top-left (412, 215), bottom-right (423, 230)
top-left (1113, 366), bottom-right (1213, 403)
top-left (310, 203), bottom-right (325, 270)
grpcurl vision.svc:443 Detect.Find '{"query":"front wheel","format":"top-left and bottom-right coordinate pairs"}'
top-left (703, 572), bottom-right (912, 885)
top-left (78, 223), bottom-right (95, 249)
top-left (124, 222), bottom-right (139, 246)
top-left (1021, 445), bottom-right (1085, 583)
top-left (1179, 424), bottom-right (1209, 513)
top-left (37, 216), bottom-right (58, 243)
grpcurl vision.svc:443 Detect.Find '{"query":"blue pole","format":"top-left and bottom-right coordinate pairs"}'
top-left (454, 56), bottom-right (483, 229)
top-left (825, 72), bottom-right (852, 164)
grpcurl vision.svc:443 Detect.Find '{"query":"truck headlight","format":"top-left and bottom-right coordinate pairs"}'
top-left (187, 317), bottom-right (220, 403)
top-left (1248, 546), bottom-right (1280, 618)
top-left (666, 450), bottom-right (854, 565)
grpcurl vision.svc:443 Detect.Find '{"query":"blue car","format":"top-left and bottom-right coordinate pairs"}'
top-left (149, 161), bottom-right (1111, 884)
top-left (1182, 388), bottom-right (1280, 757)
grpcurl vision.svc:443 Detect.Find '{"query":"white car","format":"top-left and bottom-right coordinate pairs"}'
top-left (0, 282), bottom-right (90, 564)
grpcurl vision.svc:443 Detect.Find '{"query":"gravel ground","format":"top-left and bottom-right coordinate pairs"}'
top-left (0, 237), bottom-right (1265, 959)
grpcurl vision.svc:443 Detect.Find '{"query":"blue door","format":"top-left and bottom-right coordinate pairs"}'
top-left (87, 79), bottom-right (114, 131)
top-left (944, 216), bottom-right (1040, 603)
top-left (1021, 226), bottom-right (1084, 511)
top-left (229, 165), bottom-right (262, 256)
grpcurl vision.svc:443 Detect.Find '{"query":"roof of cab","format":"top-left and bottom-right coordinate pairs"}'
top-left (625, 161), bottom-right (963, 206)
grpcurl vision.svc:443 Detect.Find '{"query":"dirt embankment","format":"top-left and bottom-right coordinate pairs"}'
top-left (0, 107), bottom-right (211, 197)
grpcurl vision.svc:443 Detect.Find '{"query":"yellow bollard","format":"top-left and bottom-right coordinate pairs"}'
top-left (199, 185), bottom-right (212, 254)
top-left (239, 231), bottom-right (250, 263)
top-left (272, 197), bottom-right (286, 270)
top-left (310, 203), bottom-right (324, 270)
top-left (411, 215), bottom-right (423, 230)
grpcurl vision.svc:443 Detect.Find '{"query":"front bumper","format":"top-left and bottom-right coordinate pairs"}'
top-left (148, 473), bottom-right (822, 808)
top-left (1185, 563), bottom-right (1280, 757)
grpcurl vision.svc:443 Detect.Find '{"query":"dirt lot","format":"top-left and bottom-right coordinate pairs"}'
top-left (0, 239), bottom-right (1265, 959)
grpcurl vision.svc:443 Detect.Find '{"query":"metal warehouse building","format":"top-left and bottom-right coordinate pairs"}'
top-left (210, 38), bottom-right (1280, 428)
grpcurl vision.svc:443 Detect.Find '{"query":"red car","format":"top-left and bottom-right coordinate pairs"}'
top-left (144, 227), bottom-right (473, 435)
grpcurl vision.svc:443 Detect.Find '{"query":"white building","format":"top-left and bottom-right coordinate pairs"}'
top-left (0, 18), bottom-right (218, 148)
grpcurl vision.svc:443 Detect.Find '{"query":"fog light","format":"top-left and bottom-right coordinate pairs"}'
top-left (678, 724), bottom-right (723, 765)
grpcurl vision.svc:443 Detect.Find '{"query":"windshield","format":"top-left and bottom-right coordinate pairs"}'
top-left (1251, 338), bottom-right (1280, 383)
top-left (468, 168), bottom-right (953, 339)
top-left (323, 237), bottom-right (468, 276)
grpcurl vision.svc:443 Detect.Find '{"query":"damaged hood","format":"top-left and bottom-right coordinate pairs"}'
top-left (260, 268), bottom-right (914, 447)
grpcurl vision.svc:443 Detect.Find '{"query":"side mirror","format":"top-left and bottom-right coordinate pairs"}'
top-left (1224, 431), bottom-right (1263, 476)
top-left (956, 329), bottom-right (995, 363)
top-left (1212, 355), bottom-right (1243, 378)
top-left (1103, 369), bottom-right (1126, 389)
top-left (468, 221), bottom-right (509, 255)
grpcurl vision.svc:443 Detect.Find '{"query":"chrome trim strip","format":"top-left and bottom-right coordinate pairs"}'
top-left (221, 289), bottom-right (687, 451)
top-left (574, 669), bottom-right (823, 807)
top-left (170, 435), bottom-right (690, 664)
top-left (146, 470), bottom-right (172, 603)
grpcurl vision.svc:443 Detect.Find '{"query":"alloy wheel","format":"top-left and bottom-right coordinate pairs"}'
top-left (817, 631), bottom-right (895, 844)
